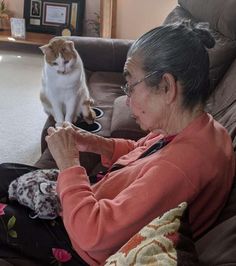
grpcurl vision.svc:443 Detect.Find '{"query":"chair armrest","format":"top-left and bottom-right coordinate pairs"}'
top-left (54, 36), bottom-right (134, 72)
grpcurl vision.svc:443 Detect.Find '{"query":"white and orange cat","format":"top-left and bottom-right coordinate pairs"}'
top-left (39, 38), bottom-right (96, 126)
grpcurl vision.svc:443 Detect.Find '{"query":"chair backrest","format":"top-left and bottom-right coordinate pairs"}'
top-left (178, 0), bottom-right (236, 40)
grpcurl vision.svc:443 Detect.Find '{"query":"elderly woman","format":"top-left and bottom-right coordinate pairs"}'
top-left (0, 22), bottom-right (235, 265)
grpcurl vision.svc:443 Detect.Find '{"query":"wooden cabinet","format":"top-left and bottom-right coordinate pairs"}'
top-left (0, 30), bottom-right (55, 46)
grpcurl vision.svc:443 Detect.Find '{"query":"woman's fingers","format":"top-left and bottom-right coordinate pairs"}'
top-left (47, 126), bottom-right (57, 135)
top-left (62, 121), bottom-right (88, 134)
top-left (47, 124), bottom-right (70, 136)
top-left (61, 122), bottom-right (84, 133)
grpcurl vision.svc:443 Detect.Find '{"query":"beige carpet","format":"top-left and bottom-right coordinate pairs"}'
top-left (0, 46), bottom-right (47, 165)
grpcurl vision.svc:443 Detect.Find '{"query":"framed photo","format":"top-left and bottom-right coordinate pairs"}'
top-left (24, 0), bottom-right (85, 35)
top-left (42, 2), bottom-right (69, 26)
top-left (30, 0), bottom-right (42, 18)
top-left (10, 18), bottom-right (26, 39)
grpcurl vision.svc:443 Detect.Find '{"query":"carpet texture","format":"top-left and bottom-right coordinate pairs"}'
top-left (0, 47), bottom-right (47, 166)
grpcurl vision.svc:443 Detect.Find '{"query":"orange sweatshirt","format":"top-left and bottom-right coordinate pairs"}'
top-left (57, 113), bottom-right (235, 265)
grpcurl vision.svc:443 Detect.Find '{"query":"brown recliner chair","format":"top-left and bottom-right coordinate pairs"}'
top-left (3, 0), bottom-right (236, 265)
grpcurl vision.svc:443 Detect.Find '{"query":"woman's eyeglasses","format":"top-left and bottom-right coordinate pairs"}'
top-left (120, 70), bottom-right (159, 97)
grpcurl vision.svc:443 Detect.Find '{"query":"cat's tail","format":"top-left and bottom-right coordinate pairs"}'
top-left (80, 98), bottom-right (96, 124)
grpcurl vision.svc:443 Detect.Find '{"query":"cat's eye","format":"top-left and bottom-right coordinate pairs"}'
top-left (64, 60), bottom-right (69, 64)
top-left (52, 62), bottom-right (58, 66)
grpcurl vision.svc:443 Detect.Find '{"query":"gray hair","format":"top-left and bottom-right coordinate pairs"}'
top-left (127, 21), bottom-right (215, 109)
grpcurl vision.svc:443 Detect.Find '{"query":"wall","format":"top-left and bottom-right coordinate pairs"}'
top-left (5, 0), bottom-right (24, 18)
top-left (5, 0), bottom-right (178, 39)
top-left (83, 0), bottom-right (100, 36)
top-left (4, 0), bottom-right (100, 36)
top-left (116, 0), bottom-right (178, 39)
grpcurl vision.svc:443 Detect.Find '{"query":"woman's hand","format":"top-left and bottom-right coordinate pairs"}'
top-left (46, 122), bottom-right (114, 170)
top-left (69, 123), bottom-right (96, 152)
top-left (46, 124), bottom-right (80, 171)
top-left (65, 122), bottom-right (114, 158)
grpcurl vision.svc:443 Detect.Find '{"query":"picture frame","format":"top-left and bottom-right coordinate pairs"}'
top-left (10, 18), bottom-right (26, 39)
top-left (24, 0), bottom-right (85, 35)
top-left (42, 2), bottom-right (69, 26)
top-left (30, 0), bottom-right (42, 18)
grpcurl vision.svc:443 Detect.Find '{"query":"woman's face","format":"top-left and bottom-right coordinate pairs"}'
top-left (124, 57), bottom-right (168, 134)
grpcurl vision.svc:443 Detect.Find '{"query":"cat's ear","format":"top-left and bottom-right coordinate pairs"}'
top-left (39, 44), bottom-right (50, 54)
top-left (65, 40), bottom-right (75, 50)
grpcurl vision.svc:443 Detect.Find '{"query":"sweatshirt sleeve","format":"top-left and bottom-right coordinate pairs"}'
top-left (57, 162), bottom-right (197, 259)
top-left (100, 133), bottom-right (157, 167)
top-left (101, 138), bottom-right (136, 167)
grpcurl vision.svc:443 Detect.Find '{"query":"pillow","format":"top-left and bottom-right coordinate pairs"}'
top-left (104, 202), bottom-right (199, 266)
top-left (8, 169), bottom-right (61, 220)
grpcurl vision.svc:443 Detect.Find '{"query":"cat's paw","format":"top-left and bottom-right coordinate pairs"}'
top-left (55, 122), bottom-right (63, 127)
top-left (83, 108), bottom-right (96, 124)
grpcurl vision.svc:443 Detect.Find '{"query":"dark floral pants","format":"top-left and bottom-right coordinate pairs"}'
top-left (0, 163), bottom-right (88, 266)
